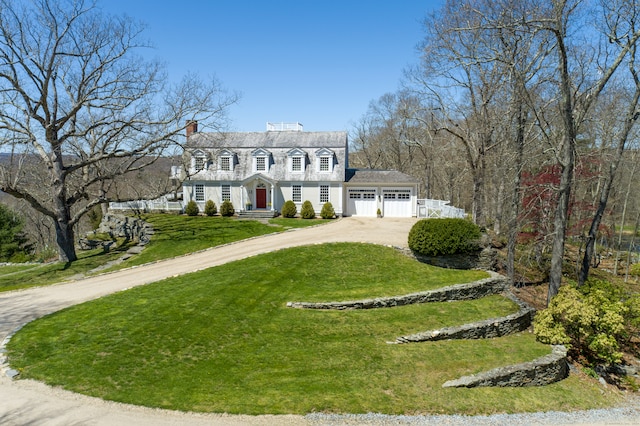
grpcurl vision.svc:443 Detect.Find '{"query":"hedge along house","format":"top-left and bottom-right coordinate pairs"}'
top-left (180, 122), bottom-right (419, 217)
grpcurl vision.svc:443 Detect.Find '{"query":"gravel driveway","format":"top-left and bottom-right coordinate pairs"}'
top-left (1, 217), bottom-right (638, 425)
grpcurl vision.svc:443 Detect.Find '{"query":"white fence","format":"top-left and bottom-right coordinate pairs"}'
top-left (109, 198), bottom-right (183, 212)
top-left (417, 199), bottom-right (465, 219)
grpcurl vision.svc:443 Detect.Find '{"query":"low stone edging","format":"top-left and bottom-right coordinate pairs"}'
top-left (393, 292), bottom-right (535, 343)
top-left (442, 345), bottom-right (569, 388)
top-left (286, 271), bottom-right (508, 310)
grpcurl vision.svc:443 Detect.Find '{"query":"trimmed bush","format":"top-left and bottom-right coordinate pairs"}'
top-left (184, 200), bottom-right (199, 216)
top-left (204, 200), bottom-right (217, 216)
top-left (408, 218), bottom-right (481, 256)
top-left (300, 200), bottom-right (316, 219)
top-left (320, 202), bottom-right (335, 219)
top-left (220, 200), bottom-right (235, 217)
top-left (281, 200), bottom-right (297, 218)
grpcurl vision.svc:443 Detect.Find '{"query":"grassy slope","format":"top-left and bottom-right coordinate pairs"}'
top-left (7, 244), bottom-right (616, 415)
top-left (0, 215), bottom-right (323, 292)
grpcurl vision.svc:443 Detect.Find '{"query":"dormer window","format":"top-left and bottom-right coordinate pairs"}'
top-left (292, 156), bottom-right (302, 172)
top-left (252, 148), bottom-right (271, 173)
top-left (315, 148), bottom-right (335, 173)
top-left (192, 150), bottom-right (207, 172)
top-left (287, 148), bottom-right (307, 173)
top-left (221, 156), bottom-right (231, 171)
top-left (219, 149), bottom-right (235, 172)
top-left (319, 157), bottom-right (330, 172)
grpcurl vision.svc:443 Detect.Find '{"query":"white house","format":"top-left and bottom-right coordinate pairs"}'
top-left (180, 122), bottom-right (419, 217)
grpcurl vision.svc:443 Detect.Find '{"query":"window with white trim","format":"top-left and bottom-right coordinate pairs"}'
top-left (291, 156), bottom-right (302, 172)
top-left (255, 156), bottom-right (266, 172)
top-left (319, 156), bottom-right (330, 172)
top-left (320, 185), bottom-right (329, 203)
top-left (194, 155), bottom-right (206, 172)
top-left (195, 184), bottom-right (204, 201)
top-left (398, 193), bottom-right (410, 200)
top-left (221, 184), bottom-right (231, 201)
top-left (220, 156), bottom-right (231, 171)
top-left (292, 185), bottom-right (301, 202)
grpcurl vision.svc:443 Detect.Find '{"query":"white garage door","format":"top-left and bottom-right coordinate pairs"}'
top-left (383, 190), bottom-right (412, 217)
top-left (347, 189), bottom-right (377, 216)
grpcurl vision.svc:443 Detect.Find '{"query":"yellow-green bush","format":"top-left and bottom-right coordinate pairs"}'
top-left (184, 200), bottom-right (199, 216)
top-left (533, 282), bottom-right (629, 365)
top-left (220, 200), bottom-right (234, 217)
top-left (320, 202), bottom-right (335, 219)
top-left (281, 200), bottom-right (297, 218)
top-left (300, 200), bottom-right (315, 219)
top-left (204, 200), bottom-right (217, 216)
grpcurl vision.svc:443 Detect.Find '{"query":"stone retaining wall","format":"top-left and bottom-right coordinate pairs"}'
top-left (393, 292), bottom-right (535, 343)
top-left (286, 272), bottom-right (509, 310)
top-left (442, 345), bottom-right (569, 388)
top-left (97, 213), bottom-right (153, 243)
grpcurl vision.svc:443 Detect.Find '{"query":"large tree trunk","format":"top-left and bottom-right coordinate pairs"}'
top-left (547, 136), bottom-right (574, 304)
top-left (507, 100), bottom-right (526, 285)
top-left (51, 147), bottom-right (78, 263)
top-left (54, 215), bottom-right (77, 263)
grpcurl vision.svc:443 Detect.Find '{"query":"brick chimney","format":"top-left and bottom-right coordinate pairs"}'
top-left (186, 120), bottom-right (198, 137)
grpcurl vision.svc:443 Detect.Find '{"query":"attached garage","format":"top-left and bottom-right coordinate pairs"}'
top-left (382, 189), bottom-right (413, 217)
top-left (343, 169), bottom-right (419, 218)
top-left (347, 188), bottom-right (377, 217)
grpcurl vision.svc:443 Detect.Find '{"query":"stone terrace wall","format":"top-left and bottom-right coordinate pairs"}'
top-left (286, 271), bottom-right (509, 310)
top-left (394, 292), bottom-right (535, 343)
top-left (442, 346), bottom-right (569, 388)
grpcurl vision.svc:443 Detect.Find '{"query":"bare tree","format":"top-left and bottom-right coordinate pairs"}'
top-left (526, 0), bottom-right (640, 302)
top-left (0, 0), bottom-right (238, 262)
top-left (414, 1), bottom-right (520, 228)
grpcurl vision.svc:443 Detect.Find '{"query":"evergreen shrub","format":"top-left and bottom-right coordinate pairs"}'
top-left (184, 200), bottom-right (199, 216)
top-left (320, 202), bottom-right (335, 219)
top-left (408, 218), bottom-right (481, 256)
top-left (87, 205), bottom-right (103, 230)
top-left (0, 204), bottom-right (32, 261)
top-left (281, 200), bottom-right (297, 218)
top-left (220, 200), bottom-right (235, 217)
top-left (204, 200), bottom-right (217, 216)
top-left (300, 200), bottom-right (316, 219)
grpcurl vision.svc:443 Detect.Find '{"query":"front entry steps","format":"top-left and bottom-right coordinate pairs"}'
top-left (237, 209), bottom-right (278, 219)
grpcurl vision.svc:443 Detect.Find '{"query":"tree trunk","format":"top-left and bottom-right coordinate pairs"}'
top-left (51, 147), bottom-right (78, 263)
top-left (54, 216), bottom-right (77, 263)
top-left (614, 152), bottom-right (638, 275)
top-left (507, 98), bottom-right (526, 285)
top-left (578, 85), bottom-right (640, 286)
top-left (547, 138), bottom-right (574, 304)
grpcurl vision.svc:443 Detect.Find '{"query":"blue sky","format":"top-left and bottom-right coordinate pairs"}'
top-left (100, 1), bottom-right (441, 132)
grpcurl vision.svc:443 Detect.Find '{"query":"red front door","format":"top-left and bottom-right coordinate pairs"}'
top-left (256, 188), bottom-right (267, 208)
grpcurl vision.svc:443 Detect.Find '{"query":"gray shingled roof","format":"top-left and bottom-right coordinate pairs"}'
top-left (188, 131), bottom-right (347, 149)
top-left (345, 168), bottom-right (420, 184)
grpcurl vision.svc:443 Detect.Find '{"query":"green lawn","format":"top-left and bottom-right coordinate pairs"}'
top-left (7, 243), bottom-right (617, 415)
top-left (115, 214), bottom-right (286, 267)
top-left (0, 244), bottom-right (135, 292)
top-left (0, 215), bottom-right (328, 292)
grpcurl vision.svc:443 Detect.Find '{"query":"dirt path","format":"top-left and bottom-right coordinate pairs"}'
top-left (0, 217), bottom-right (416, 425)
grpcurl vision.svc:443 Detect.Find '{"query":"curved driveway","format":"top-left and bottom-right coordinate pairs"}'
top-left (0, 217), bottom-right (416, 425)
